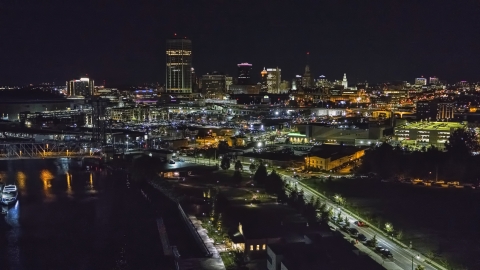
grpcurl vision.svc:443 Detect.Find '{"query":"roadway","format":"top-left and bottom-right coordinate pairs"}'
top-left (282, 174), bottom-right (440, 270)
top-left (181, 156), bottom-right (445, 270)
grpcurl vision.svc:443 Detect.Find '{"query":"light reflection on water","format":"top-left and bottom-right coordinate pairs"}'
top-left (40, 169), bottom-right (55, 200)
top-left (16, 172), bottom-right (26, 192)
top-left (1, 158), bottom-right (105, 269)
top-left (66, 173), bottom-right (73, 195)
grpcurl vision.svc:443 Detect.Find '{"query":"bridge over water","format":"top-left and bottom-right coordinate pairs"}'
top-left (0, 141), bottom-right (97, 159)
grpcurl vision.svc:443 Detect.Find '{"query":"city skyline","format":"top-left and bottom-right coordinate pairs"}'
top-left (1, 0), bottom-right (479, 85)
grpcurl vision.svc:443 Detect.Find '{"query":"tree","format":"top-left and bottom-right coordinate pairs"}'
top-left (234, 160), bottom-right (243, 171)
top-left (265, 170), bottom-right (284, 195)
top-left (218, 141), bottom-right (229, 153)
top-left (415, 265), bottom-right (425, 270)
top-left (221, 157), bottom-right (231, 170)
top-left (254, 162), bottom-right (268, 186)
top-left (445, 128), bottom-right (480, 156)
top-left (232, 170), bottom-right (243, 185)
top-left (249, 162), bottom-right (256, 173)
top-left (370, 235), bottom-right (378, 247)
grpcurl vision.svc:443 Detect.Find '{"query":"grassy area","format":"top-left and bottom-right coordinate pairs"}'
top-left (220, 252), bottom-right (236, 269)
top-left (304, 177), bottom-right (478, 270)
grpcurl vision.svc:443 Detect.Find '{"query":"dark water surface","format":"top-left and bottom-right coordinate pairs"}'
top-left (0, 158), bottom-right (163, 270)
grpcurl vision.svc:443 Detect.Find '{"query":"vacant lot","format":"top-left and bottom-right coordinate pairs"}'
top-left (305, 178), bottom-right (480, 269)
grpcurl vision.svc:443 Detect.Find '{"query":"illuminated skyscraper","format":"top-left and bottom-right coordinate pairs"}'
top-left (166, 37), bottom-right (192, 94)
top-left (237, 63), bottom-right (252, 85)
top-left (67, 77), bottom-right (94, 97)
top-left (266, 67), bottom-right (281, 93)
top-left (342, 73), bottom-right (348, 89)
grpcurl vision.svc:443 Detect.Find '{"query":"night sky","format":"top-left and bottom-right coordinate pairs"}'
top-left (1, 0), bottom-right (479, 86)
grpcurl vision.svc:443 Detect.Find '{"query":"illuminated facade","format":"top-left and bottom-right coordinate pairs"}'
top-left (342, 73), bottom-right (348, 89)
top-left (302, 65), bottom-right (312, 88)
top-left (201, 72), bottom-right (226, 95)
top-left (237, 63), bottom-right (252, 85)
top-left (166, 38), bottom-right (192, 94)
top-left (266, 67), bottom-right (281, 93)
top-left (415, 77), bottom-right (427, 85)
top-left (67, 77), bottom-right (94, 97)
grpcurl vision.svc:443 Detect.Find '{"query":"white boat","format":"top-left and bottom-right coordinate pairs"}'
top-left (1, 184), bottom-right (18, 205)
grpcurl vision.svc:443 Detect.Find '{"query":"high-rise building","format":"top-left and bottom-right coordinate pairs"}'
top-left (261, 68), bottom-right (268, 91)
top-left (166, 37), bottom-right (192, 94)
top-left (225, 76), bottom-right (233, 92)
top-left (237, 63), bottom-right (252, 85)
top-left (201, 72), bottom-right (226, 94)
top-left (302, 65), bottom-right (313, 88)
top-left (429, 76), bottom-right (439, 85)
top-left (266, 67), bottom-right (281, 93)
top-left (292, 75), bottom-right (302, 90)
top-left (415, 77), bottom-right (427, 85)
top-left (67, 77), bottom-right (94, 97)
top-left (416, 100), bottom-right (454, 120)
top-left (342, 73), bottom-right (348, 89)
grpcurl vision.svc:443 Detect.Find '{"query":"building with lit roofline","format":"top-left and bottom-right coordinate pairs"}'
top-left (67, 77), bottom-right (94, 97)
top-left (166, 36), bottom-right (192, 94)
top-left (266, 67), bottom-right (281, 93)
top-left (237, 63), bottom-right (252, 85)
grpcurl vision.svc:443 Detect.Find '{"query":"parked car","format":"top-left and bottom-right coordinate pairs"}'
top-left (348, 228), bottom-right (359, 236)
top-left (375, 245), bottom-right (384, 253)
top-left (381, 248), bottom-right (393, 259)
top-left (357, 234), bottom-right (367, 242)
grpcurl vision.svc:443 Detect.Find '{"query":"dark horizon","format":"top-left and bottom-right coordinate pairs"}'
top-left (1, 0), bottom-right (479, 86)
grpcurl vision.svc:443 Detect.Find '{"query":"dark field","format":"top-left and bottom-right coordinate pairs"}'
top-left (305, 178), bottom-right (480, 269)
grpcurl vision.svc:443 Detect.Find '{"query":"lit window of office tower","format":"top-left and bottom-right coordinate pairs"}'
top-left (237, 63), bottom-right (252, 85)
top-left (266, 67), bottom-right (281, 93)
top-left (67, 77), bottom-right (94, 97)
top-left (166, 37), bottom-right (192, 94)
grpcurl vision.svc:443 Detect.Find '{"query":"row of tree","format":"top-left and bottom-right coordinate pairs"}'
top-left (358, 128), bottom-right (480, 182)
top-left (237, 160), bottom-right (332, 226)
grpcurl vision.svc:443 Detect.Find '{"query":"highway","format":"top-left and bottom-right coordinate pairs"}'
top-left (181, 156), bottom-right (445, 270)
top-left (280, 173), bottom-right (444, 270)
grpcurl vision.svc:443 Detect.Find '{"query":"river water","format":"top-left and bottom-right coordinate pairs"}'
top-left (0, 158), bottom-right (163, 270)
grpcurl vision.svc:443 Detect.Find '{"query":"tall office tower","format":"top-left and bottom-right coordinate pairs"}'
top-left (225, 76), bottom-right (233, 92)
top-left (292, 75), bottom-right (302, 90)
top-left (429, 76), bottom-right (439, 85)
top-left (302, 65), bottom-right (313, 88)
top-left (202, 72), bottom-right (226, 95)
top-left (237, 63), bottom-right (252, 85)
top-left (191, 67), bottom-right (198, 93)
top-left (342, 73), bottom-right (348, 89)
top-left (166, 37), bottom-right (192, 94)
top-left (260, 68), bottom-right (268, 91)
top-left (266, 67), bottom-right (281, 93)
top-left (67, 77), bottom-right (94, 97)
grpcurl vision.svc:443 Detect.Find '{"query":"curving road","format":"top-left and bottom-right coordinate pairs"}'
top-left (281, 173), bottom-right (444, 270)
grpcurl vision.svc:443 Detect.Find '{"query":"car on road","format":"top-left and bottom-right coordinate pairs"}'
top-left (375, 245), bottom-right (384, 253)
top-left (354, 220), bottom-right (367, 227)
top-left (357, 233), bottom-right (367, 242)
top-left (348, 228), bottom-right (359, 236)
top-left (380, 248), bottom-right (393, 259)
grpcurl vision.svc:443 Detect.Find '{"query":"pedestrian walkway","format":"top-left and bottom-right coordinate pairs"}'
top-left (186, 215), bottom-right (226, 270)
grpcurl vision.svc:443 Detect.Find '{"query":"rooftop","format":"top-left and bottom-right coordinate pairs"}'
top-left (397, 121), bottom-right (465, 131)
top-left (309, 144), bottom-right (366, 160)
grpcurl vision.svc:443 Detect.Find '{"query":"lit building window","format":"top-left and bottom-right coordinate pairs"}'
top-left (250, 245), bottom-right (254, 251)
top-left (256, 245), bottom-right (260, 251)
top-left (262, 244), bottom-right (266, 250)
